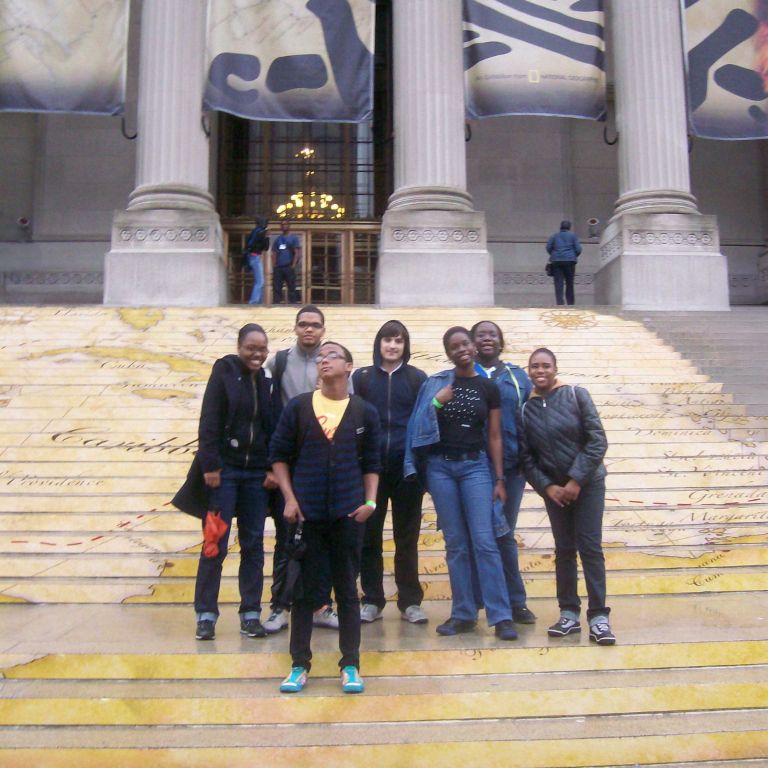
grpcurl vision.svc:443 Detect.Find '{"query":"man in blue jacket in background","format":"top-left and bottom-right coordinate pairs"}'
top-left (546, 220), bottom-right (582, 306)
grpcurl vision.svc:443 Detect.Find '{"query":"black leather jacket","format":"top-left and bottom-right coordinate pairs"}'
top-left (516, 384), bottom-right (607, 494)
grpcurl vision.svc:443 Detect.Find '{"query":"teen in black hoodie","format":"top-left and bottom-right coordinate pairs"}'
top-left (351, 320), bottom-right (428, 624)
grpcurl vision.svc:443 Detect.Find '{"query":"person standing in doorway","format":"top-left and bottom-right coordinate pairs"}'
top-left (263, 305), bottom-right (339, 634)
top-left (243, 217), bottom-right (269, 305)
top-left (270, 341), bottom-right (381, 694)
top-left (272, 220), bottom-right (301, 304)
top-left (352, 320), bottom-right (428, 626)
top-left (546, 220), bottom-right (582, 306)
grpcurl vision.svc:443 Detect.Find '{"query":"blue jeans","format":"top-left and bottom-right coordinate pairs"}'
top-left (248, 254), bottom-right (264, 305)
top-left (498, 470), bottom-right (528, 608)
top-left (426, 453), bottom-right (511, 626)
top-left (194, 464), bottom-right (269, 618)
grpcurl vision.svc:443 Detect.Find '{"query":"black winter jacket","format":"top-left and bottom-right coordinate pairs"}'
top-left (197, 354), bottom-right (275, 473)
top-left (516, 384), bottom-right (607, 494)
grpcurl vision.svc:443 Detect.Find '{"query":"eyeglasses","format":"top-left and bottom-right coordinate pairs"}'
top-left (297, 321), bottom-right (323, 330)
top-left (314, 351), bottom-right (345, 363)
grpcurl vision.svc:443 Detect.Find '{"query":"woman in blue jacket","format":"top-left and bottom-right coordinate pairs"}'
top-left (405, 326), bottom-right (517, 641)
top-left (471, 320), bottom-right (536, 625)
top-left (193, 323), bottom-right (275, 642)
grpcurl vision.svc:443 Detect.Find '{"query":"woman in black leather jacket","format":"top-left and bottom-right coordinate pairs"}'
top-left (193, 323), bottom-right (276, 642)
top-left (517, 347), bottom-right (615, 645)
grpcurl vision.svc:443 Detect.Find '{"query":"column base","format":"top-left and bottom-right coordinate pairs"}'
top-left (758, 253), bottom-right (768, 305)
top-left (377, 209), bottom-right (493, 306)
top-left (594, 212), bottom-right (729, 311)
top-left (104, 209), bottom-right (227, 306)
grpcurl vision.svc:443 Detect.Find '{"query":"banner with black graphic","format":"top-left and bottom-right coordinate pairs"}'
top-left (0, 0), bottom-right (128, 114)
top-left (463, 0), bottom-right (605, 120)
top-left (204, 0), bottom-right (374, 123)
top-left (685, 0), bottom-right (768, 139)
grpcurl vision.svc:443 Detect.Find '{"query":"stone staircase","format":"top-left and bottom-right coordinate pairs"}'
top-left (0, 305), bottom-right (766, 767)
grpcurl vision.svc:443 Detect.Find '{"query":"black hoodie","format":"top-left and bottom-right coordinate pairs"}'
top-left (351, 322), bottom-right (426, 473)
top-left (197, 354), bottom-right (274, 473)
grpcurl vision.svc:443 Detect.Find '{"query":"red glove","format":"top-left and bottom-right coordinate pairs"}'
top-left (202, 511), bottom-right (228, 558)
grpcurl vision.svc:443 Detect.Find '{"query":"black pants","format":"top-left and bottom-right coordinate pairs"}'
top-left (289, 516), bottom-right (364, 672)
top-left (269, 490), bottom-right (333, 612)
top-left (273, 264), bottom-right (298, 303)
top-left (360, 468), bottom-right (424, 612)
top-left (551, 261), bottom-right (576, 305)
top-left (543, 478), bottom-right (609, 620)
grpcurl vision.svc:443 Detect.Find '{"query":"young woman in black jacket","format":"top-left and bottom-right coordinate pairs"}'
top-left (517, 348), bottom-right (615, 645)
top-left (193, 323), bottom-right (276, 641)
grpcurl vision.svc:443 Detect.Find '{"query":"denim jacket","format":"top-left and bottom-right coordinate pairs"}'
top-left (475, 362), bottom-right (532, 473)
top-left (403, 369), bottom-right (455, 481)
top-left (404, 368), bottom-right (509, 537)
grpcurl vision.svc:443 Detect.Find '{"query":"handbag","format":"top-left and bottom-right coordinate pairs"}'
top-left (545, 262), bottom-right (553, 277)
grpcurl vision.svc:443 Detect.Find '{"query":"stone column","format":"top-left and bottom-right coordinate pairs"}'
top-left (595, 0), bottom-right (729, 310)
top-left (377, 0), bottom-right (493, 306)
top-left (104, 0), bottom-right (226, 306)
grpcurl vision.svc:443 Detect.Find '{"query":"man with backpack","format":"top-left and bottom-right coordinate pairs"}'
top-left (270, 341), bottom-right (381, 693)
top-left (263, 305), bottom-right (339, 633)
top-left (351, 320), bottom-right (428, 625)
top-left (243, 217), bottom-right (269, 305)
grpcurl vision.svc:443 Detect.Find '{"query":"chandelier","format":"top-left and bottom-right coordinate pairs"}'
top-left (274, 145), bottom-right (346, 220)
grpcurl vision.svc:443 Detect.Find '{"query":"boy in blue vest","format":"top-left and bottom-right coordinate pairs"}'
top-left (270, 341), bottom-right (381, 694)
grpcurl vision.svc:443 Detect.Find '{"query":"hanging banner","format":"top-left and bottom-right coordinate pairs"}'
top-left (685, 0), bottom-right (768, 139)
top-left (463, 0), bottom-right (605, 120)
top-left (204, 0), bottom-right (375, 123)
top-left (0, 0), bottom-right (128, 114)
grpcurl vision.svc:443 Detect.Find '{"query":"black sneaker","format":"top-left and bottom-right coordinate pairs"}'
top-left (494, 619), bottom-right (518, 641)
top-left (547, 616), bottom-right (581, 637)
top-left (512, 606), bottom-right (537, 624)
top-left (589, 620), bottom-right (616, 645)
top-left (240, 618), bottom-right (267, 638)
top-left (436, 618), bottom-right (476, 636)
top-left (196, 619), bottom-right (215, 641)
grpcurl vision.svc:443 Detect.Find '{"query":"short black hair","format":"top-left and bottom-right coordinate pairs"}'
top-left (529, 347), bottom-right (557, 367)
top-left (378, 319), bottom-right (409, 342)
top-left (442, 325), bottom-right (471, 355)
top-left (295, 304), bottom-right (325, 325)
top-left (320, 340), bottom-right (353, 363)
top-left (560, 220), bottom-right (571, 230)
top-left (237, 323), bottom-right (267, 345)
top-left (470, 320), bottom-right (505, 351)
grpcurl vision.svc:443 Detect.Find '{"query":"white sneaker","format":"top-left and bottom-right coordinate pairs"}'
top-left (360, 603), bottom-right (383, 623)
top-left (401, 605), bottom-right (428, 624)
top-left (313, 606), bottom-right (339, 629)
top-left (263, 608), bottom-right (289, 634)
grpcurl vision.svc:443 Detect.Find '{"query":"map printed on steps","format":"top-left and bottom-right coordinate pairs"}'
top-left (0, 306), bottom-right (767, 605)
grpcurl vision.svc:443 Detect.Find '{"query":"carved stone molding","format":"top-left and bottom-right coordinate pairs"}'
top-left (601, 228), bottom-right (717, 265)
top-left (390, 227), bottom-right (481, 246)
top-left (729, 274), bottom-right (756, 290)
top-left (494, 271), bottom-right (594, 290)
top-left (118, 226), bottom-right (211, 244)
top-left (4, 271), bottom-right (103, 287)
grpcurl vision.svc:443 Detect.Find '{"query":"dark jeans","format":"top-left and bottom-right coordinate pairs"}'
top-left (269, 490), bottom-right (333, 612)
top-left (543, 477), bottom-right (609, 620)
top-left (194, 464), bottom-right (269, 617)
top-left (497, 470), bottom-right (528, 608)
top-left (273, 264), bottom-right (298, 303)
top-left (360, 467), bottom-right (424, 612)
top-left (289, 516), bottom-right (364, 672)
top-left (551, 261), bottom-right (576, 305)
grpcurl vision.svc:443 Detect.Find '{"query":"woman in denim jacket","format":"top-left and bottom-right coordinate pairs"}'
top-left (404, 327), bottom-right (517, 641)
